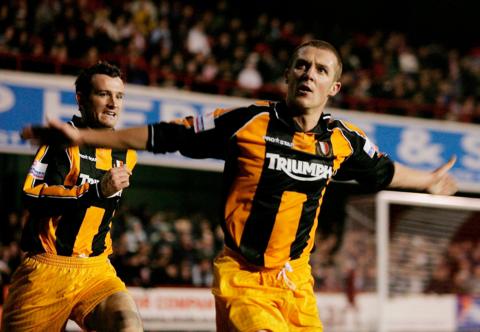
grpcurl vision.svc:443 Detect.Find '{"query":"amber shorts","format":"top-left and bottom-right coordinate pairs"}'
top-left (212, 248), bottom-right (323, 332)
top-left (1, 253), bottom-right (127, 332)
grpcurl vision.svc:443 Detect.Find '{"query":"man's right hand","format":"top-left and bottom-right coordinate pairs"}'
top-left (100, 165), bottom-right (132, 198)
top-left (21, 119), bottom-right (83, 147)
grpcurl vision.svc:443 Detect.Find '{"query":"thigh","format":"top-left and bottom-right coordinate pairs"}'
top-left (1, 258), bottom-right (73, 332)
top-left (212, 254), bottom-right (289, 332)
top-left (70, 262), bottom-right (136, 330)
top-left (285, 280), bottom-right (323, 332)
top-left (215, 295), bottom-right (289, 332)
top-left (83, 291), bottom-right (143, 332)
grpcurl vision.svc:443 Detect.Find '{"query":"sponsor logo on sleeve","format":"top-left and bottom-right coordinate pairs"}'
top-left (363, 138), bottom-right (377, 158)
top-left (194, 113), bottom-right (215, 133)
top-left (29, 160), bottom-right (48, 180)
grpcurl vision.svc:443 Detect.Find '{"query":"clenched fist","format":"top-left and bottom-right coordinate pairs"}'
top-left (100, 165), bottom-right (132, 197)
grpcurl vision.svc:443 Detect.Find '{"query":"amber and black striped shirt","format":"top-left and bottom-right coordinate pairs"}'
top-left (21, 116), bottom-right (137, 257)
top-left (147, 101), bottom-right (394, 268)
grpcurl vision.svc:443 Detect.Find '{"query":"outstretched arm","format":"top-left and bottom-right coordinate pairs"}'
top-left (22, 118), bottom-right (149, 150)
top-left (389, 156), bottom-right (457, 195)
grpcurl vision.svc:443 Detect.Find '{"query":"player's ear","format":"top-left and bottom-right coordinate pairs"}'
top-left (328, 81), bottom-right (341, 97)
top-left (76, 93), bottom-right (84, 111)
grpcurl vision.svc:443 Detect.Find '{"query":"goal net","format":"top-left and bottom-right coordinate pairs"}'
top-left (375, 191), bottom-right (480, 332)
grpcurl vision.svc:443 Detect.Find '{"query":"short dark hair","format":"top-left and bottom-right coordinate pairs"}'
top-left (75, 61), bottom-right (122, 96)
top-left (287, 40), bottom-right (343, 81)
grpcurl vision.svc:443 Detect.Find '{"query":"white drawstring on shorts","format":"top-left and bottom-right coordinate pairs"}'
top-left (277, 262), bottom-right (296, 290)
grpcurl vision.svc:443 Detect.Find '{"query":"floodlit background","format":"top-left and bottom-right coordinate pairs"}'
top-left (1, 1), bottom-right (480, 330)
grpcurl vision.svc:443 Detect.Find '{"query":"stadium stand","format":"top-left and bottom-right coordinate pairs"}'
top-left (2, 203), bottom-right (480, 297)
top-left (1, 0), bottom-right (480, 122)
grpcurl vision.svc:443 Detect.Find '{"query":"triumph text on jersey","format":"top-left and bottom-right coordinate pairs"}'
top-left (147, 101), bottom-right (394, 268)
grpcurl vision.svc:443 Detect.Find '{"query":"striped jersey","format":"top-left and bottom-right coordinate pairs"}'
top-left (147, 101), bottom-right (394, 268)
top-left (21, 116), bottom-right (137, 257)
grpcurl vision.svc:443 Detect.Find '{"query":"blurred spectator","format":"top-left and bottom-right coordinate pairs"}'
top-left (424, 260), bottom-right (453, 294)
top-left (186, 21), bottom-right (211, 56)
top-left (124, 215), bottom-right (147, 252)
top-left (149, 18), bottom-right (172, 54)
top-left (237, 53), bottom-right (262, 91)
top-left (1, 211), bottom-right (23, 245)
top-left (398, 46), bottom-right (419, 75)
top-left (192, 257), bottom-right (213, 287)
top-left (467, 265), bottom-right (480, 294)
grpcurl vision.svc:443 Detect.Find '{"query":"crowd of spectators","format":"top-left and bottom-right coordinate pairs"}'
top-left (2, 204), bottom-right (478, 302)
top-left (1, 0), bottom-right (480, 122)
top-left (0, 210), bottom-right (23, 303)
top-left (426, 239), bottom-right (480, 295)
top-left (108, 206), bottom-right (222, 288)
top-left (0, 206), bottom-right (376, 302)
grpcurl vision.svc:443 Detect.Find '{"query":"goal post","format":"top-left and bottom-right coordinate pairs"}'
top-left (376, 191), bottom-right (480, 332)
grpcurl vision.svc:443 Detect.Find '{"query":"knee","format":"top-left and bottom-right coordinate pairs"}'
top-left (109, 309), bottom-right (143, 332)
top-left (86, 292), bottom-right (143, 332)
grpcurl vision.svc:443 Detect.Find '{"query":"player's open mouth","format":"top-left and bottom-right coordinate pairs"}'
top-left (297, 85), bottom-right (312, 94)
top-left (104, 111), bottom-right (117, 118)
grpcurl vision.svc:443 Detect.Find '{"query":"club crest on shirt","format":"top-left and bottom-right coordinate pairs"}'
top-left (316, 141), bottom-right (333, 158)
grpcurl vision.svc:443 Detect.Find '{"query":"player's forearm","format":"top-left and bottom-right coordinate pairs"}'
top-left (23, 181), bottom-right (102, 214)
top-left (80, 126), bottom-right (149, 150)
top-left (388, 162), bottom-right (433, 191)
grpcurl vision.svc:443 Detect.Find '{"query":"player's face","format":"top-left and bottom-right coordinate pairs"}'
top-left (79, 74), bottom-right (125, 129)
top-left (285, 46), bottom-right (341, 114)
